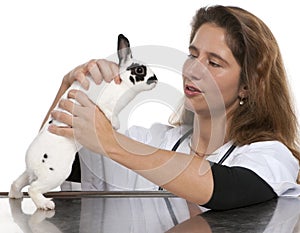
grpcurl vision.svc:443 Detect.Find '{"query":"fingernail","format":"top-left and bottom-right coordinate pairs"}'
top-left (51, 110), bottom-right (57, 117)
top-left (48, 124), bottom-right (55, 132)
top-left (83, 79), bottom-right (89, 89)
top-left (68, 90), bottom-right (75, 98)
top-left (114, 75), bottom-right (122, 84)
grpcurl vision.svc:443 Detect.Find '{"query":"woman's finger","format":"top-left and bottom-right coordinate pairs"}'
top-left (58, 99), bottom-right (74, 114)
top-left (48, 124), bottom-right (74, 138)
top-left (87, 60), bottom-right (103, 85)
top-left (96, 59), bottom-right (113, 83)
top-left (110, 62), bottom-right (122, 84)
top-left (51, 110), bottom-right (74, 127)
top-left (68, 89), bottom-right (94, 108)
top-left (57, 96), bottom-right (88, 123)
top-left (96, 59), bottom-right (120, 83)
top-left (68, 65), bottom-right (90, 90)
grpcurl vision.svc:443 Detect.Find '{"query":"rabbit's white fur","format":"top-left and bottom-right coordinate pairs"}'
top-left (9, 34), bottom-right (157, 210)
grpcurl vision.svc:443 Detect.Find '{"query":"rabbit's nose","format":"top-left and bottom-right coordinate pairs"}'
top-left (146, 75), bottom-right (158, 84)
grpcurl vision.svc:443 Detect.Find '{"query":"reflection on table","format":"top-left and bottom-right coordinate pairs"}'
top-left (1, 191), bottom-right (300, 232)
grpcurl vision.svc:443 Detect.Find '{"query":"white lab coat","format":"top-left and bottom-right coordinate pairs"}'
top-left (77, 123), bottom-right (300, 197)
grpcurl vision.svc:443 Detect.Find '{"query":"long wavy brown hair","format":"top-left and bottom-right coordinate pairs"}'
top-left (172, 5), bottom-right (300, 164)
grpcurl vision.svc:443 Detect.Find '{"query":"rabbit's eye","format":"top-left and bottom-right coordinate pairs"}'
top-left (135, 66), bottom-right (146, 75)
top-left (127, 63), bottom-right (147, 78)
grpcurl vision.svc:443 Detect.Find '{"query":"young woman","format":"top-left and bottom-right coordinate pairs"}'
top-left (47, 5), bottom-right (300, 210)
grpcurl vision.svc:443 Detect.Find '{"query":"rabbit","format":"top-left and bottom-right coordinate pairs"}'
top-left (9, 34), bottom-right (158, 210)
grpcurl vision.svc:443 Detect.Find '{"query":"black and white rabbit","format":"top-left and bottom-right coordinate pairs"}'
top-left (9, 34), bottom-right (158, 210)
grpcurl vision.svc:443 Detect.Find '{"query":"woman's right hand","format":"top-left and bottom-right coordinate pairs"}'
top-left (62, 59), bottom-right (121, 91)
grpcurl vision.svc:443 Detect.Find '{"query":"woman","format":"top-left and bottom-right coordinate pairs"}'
top-left (47, 5), bottom-right (300, 210)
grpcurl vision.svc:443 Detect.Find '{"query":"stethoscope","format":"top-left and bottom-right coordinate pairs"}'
top-left (159, 128), bottom-right (236, 192)
top-left (170, 128), bottom-right (236, 164)
top-left (159, 128), bottom-right (236, 225)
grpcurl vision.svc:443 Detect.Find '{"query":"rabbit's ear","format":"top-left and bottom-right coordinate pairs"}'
top-left (118, 34), bottom-right (132, 66)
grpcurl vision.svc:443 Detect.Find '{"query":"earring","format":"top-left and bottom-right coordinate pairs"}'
top-left (239, 98), bottom-right (245, 106)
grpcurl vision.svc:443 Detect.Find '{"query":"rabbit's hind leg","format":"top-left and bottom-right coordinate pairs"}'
top-left (28, 179), bottom-right (55, 210)
top-left (9, 171), bottom-right (30, 199)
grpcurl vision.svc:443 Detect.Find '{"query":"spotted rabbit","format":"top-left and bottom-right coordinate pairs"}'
top-left (9, 34), bottom-right (158, 210)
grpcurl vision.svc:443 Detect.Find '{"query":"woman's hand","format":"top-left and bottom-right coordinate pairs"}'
top-left (48, 89), bottom-right (115, 155)
top-left (62, 59), bottom-right (121, 90)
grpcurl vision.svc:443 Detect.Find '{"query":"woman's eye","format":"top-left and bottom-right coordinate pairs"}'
top-left (188, 54), bottom-right (197, 59)
top-left (209, 60), bottom-right (221, 68)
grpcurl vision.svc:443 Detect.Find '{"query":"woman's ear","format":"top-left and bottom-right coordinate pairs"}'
top-left (238, 84), bottom-right (249, 100)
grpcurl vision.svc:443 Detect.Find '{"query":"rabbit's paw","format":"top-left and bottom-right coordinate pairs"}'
top-left (36, 198), bottom-right (55, 210)
top-left (8, 185), bottom-right (23, 199)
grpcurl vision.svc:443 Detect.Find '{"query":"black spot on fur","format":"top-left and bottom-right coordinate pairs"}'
top-left (42, 159), bottom-right (45, 163)
top-left (48, 119), bottom-right (53, 124)
top-left (147, 75), bottom-right (158, 84)
top-left (127, 63), bottom-right (146, 83)
top-left (49, 167), bottom-right (54, 171)
top-left (135, 75), bottom-right (145, 82)
top-left (43, 154), bottom-right (48, 159)
top-left (130, 76), bottom-right (135, 85)
top-left (126, 62), bottom-right (142, 71)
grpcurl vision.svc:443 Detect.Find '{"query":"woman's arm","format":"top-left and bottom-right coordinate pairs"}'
top-left (48, 89), bottom-right (214, 205)
top-left (109, 132), bottom-right (213, 204)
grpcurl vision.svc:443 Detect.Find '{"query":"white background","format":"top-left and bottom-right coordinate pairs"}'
top-left (0, 0), bottom-right (299, 191)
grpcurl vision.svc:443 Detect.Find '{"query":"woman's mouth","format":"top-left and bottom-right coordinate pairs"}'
top-left (184, 84), bottom-right (203, 97)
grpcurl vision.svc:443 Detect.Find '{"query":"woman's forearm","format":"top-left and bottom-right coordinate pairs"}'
top-left (40, 79), bottom-right (70, 130)
top-left (108, 132), bottom-right (214, 205)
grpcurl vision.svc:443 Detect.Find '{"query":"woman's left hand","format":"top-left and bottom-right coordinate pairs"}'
top-left (48, 89), bottom-right (115, 155)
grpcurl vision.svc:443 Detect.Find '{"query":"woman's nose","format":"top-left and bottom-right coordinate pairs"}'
top-left (182, 57), bottom-right (209, 81)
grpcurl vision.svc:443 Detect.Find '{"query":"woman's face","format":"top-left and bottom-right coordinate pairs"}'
top-left (183, 23), bottom-right (243, 118)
